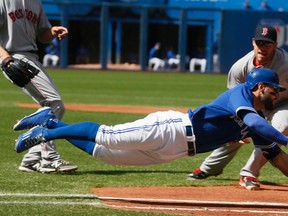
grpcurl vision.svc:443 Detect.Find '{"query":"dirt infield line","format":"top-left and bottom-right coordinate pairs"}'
top-left (106, 203), bottom-right (288, 215)
top-left (18, 103), bottom-right (188, 114)
top-left (98, 196), bottom-right (288, 208)
top-left (93, 185), bottom-right (288, 215)
top-left (99, 196), bottom-right (288, 215)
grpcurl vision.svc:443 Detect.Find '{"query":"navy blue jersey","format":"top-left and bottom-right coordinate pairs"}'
top-left (189, 83), bottom-right (277, 154)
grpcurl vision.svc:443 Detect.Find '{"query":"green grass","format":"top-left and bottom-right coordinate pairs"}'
top-left (0, 69), bottom-right (286, 215)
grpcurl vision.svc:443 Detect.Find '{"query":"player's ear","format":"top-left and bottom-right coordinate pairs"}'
top-left (254, 82), bottom-right (265, 94)
top-left (257, 82), bottom-right (265, 90)
top-left (251, 82), bottom-right (262, 92)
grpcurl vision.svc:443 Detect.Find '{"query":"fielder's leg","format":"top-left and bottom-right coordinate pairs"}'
top-left (240, 109), bottom-right (288, 178)
top-left (15, 53), bottom-right (76, 173)
top-left (239, 109), bottom-right (288, 190)
top-left (200, 143), bottom-right (242, 175)
top-left (240, 147), bottom-right (267, 178)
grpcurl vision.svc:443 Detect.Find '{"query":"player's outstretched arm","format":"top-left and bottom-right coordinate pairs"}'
top-left (242, 111), bottom-right (288, 145)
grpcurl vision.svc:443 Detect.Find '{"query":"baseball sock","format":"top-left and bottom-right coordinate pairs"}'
top-left (44, 121), bottom-right (100, 155)
top-left (66, 139), bottom-right (96, 155)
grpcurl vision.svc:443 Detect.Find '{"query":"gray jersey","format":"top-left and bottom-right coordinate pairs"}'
top-left (227, 48), bottom-right (288, 105)
top-left (0, 0), bottom-right (51, 52)
top-left (0, 0), bottom-right (71, 169)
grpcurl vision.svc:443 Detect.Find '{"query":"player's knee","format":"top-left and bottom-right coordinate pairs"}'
top-left (271, 110), bottom-right (288, 135)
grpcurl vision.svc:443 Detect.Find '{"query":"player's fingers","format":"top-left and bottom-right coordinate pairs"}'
top-left (52, 26), bottom-right (68, 40)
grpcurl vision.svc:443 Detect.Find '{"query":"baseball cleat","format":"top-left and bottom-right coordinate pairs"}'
top-left (39, 160), bottom-right (78, 173)
top-left (239, 176), bottom-right (260, 190)
top-left (187, 168), bottom-right (221, 180)
top-left (18, 162), bottom-right (41, 173)
top-left (15, 126), bottom-right (46, 153)
top-left (13, 107), bottom-right (55, 131)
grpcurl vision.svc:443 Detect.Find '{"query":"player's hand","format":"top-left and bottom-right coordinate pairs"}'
top-left (51, 26), bottom-right (68, 41)
top-left (239, 137), bottom-right (251, 144)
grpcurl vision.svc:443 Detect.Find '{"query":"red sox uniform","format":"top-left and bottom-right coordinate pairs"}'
top-left (0, 0), bottom-right (77, 172)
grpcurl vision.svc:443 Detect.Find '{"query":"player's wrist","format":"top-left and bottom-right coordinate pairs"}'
top-left (1, 56), bottom-right (13, 68)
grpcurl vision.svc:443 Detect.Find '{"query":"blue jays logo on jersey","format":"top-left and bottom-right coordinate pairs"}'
top-left (230, 115), bottom-right (249, 139)
top-left (8, 9), bottom-right (38, 24)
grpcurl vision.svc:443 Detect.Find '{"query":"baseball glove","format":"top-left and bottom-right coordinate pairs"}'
top-left (1, 57), bottom-right (40, 87)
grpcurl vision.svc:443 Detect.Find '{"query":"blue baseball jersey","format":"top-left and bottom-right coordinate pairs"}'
top-left (189, 83), bottom-right (274, 153)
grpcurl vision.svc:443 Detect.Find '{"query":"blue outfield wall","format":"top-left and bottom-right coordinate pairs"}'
top-left (41, 0), bottom-right (288, 73)
top-left (43, 0), bottom-right (288, 11)
top-left (168, 0), bottom-right (288, 11)
top-left (220, 10), bottom-right (288, 73)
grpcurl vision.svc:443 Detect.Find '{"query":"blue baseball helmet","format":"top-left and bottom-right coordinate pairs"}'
top-left (246, 68), bottom-right (286, 92)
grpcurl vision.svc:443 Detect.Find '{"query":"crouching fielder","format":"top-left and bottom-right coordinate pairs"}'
top-left (14, 68), bottom-right (288, 176)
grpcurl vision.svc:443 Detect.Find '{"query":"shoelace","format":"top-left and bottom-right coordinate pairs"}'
top-left (26, 136), bottom-right (44, 148)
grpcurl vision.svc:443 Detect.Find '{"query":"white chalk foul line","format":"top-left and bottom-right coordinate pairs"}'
top-left (0, 192), bottom-right (104, 207)
top-left (2, 193), bottom-right (288, 208)
top-left (1, 192), bottom-right (288, 215)
top-left (0, 193), bottom-right (97, 198)
top-left (0, 201), bottom-right (104, 207)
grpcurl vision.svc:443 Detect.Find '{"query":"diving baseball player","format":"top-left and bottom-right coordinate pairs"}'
top-left (13, 68), bottom-right (288, 177)
top-left (189, 25), bottom-right (288, 190)
top-left (0, 0), bottom-right (77, 173)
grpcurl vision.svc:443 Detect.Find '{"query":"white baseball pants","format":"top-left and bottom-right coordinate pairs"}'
top-left (93, 110), bottom-right (193, 166)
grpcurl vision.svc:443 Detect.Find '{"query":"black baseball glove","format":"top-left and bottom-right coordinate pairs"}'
top-left (1, 57), bottom-right (40, 87)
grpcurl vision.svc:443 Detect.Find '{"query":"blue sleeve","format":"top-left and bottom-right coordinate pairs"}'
top-left (45, 45), bottom-right (51, 53)
top-left (241, 111), bottom-right (288, 146)
top-left (149, 48), bottom-right (155, 59)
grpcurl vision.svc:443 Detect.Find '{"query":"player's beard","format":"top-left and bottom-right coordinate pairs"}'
top-left (261, 97), bottom-right (274, 111)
